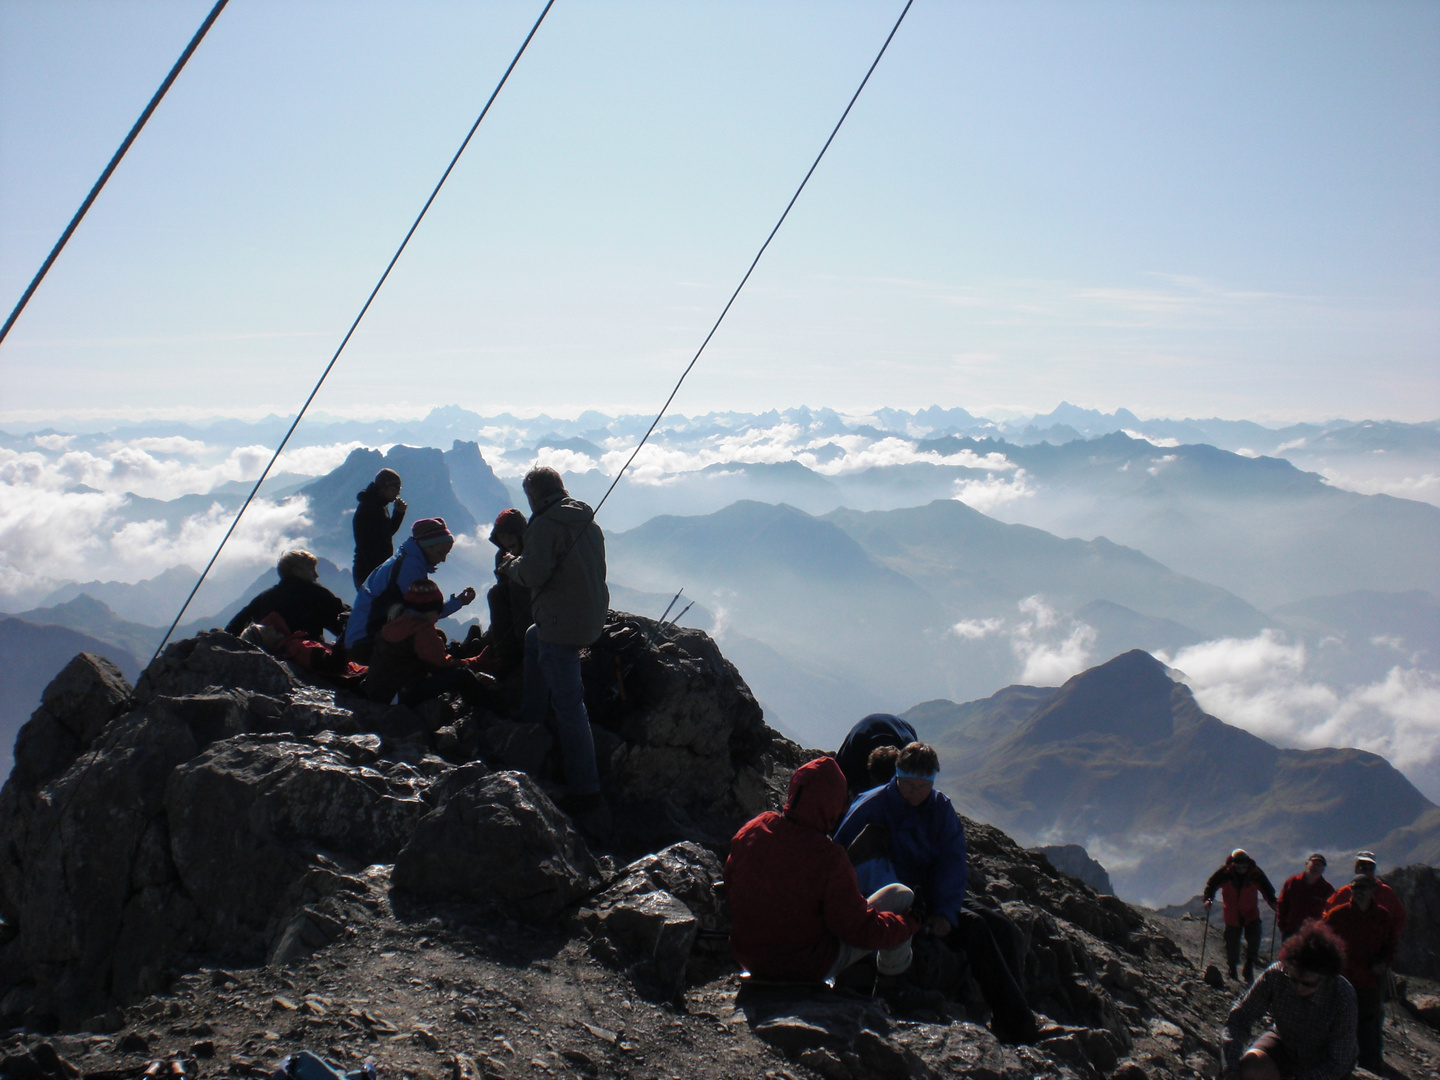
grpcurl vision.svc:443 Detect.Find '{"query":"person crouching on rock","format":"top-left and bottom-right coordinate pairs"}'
top-left (363, 580), bottom-right (497, 715)
top-left (346, 517), bottom-right (476, 664)
top-left (725, 756), bottom-right (920, 991)
top-left (225, 549), bottom-right (349, 642)
top-left (1221, 919), bottom-right (1356, 1080)
top-left (833, 741), bottom-right (1039, 1044)
top-left (1204, 849), bottom-right (1279, 983)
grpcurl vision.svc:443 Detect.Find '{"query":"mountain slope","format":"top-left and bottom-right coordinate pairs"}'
top-left (906, 650), bottom-right (1438, 904)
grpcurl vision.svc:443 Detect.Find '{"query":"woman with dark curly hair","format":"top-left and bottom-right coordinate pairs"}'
top-left (1221, 920), bottom-right (1357, 1080)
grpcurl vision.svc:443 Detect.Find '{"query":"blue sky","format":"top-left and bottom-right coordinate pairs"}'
top-left (2, 0), bottom-right (1437, 424)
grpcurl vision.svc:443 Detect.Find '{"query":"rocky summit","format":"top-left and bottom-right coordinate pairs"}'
top-left (1, 618), bottom-right (1437, 1080)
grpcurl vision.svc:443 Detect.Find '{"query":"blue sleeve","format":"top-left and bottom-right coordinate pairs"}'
top-left (396, 551), bottom-right (427, 595)
top-left (929, 806), bottom-right (968, 925)
top-left (834, 789), bottom-right (883, 847)
top-left (440, 595), bottom-right (464, 618)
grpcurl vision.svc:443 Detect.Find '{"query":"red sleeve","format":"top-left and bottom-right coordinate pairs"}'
top-left (413, 626), bottom-right (456, 669)
top-left (819, 849), bottom-right (914, 952)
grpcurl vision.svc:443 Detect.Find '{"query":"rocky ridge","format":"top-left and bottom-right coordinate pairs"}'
top-left (0, 620), bottom-right (1436, 1080)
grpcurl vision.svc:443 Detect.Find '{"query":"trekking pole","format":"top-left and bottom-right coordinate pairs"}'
top-left (1268, 918), bottom-right (1277, 964)
top-left (1199, 907), bottom-right (1211, 971)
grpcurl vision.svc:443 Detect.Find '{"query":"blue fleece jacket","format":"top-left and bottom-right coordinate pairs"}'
top-left (346, 537), bottom-right (463, 648)
top-left (833, 779), bottom-right (969, 927)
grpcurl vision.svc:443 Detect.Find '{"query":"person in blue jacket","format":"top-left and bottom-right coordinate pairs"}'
top-left (345, 517), bottom-right (476, 663)
top-left (834, 742), bottom-right (1038, 1045)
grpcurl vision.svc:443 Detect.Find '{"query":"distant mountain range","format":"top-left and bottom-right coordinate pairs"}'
top-left (906, 650), bottom-right (1439, 905)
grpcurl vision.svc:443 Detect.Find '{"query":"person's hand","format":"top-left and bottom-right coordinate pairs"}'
top-left (1204, 899), bottom-right (1213, 910)
top-left (457, 587), bottom-right (477, 605)
top-left (926, 915), bottom-right (951, 938)
top-left (393, 497), bottom-right (407, 514)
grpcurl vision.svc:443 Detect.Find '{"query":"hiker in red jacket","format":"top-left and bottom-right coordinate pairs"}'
top-left (725, 757), bottom-right (920, 988)
top-left (1323, 875), bottom-right (1396, 1071)
top-left (1204, 849), bottom-right (1278, 983)
top-left (1276, 853), bottom-right (1334, 940)
top-left (1322, 851), bottom-right (1406, 951)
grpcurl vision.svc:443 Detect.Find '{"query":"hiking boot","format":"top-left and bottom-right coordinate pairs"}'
top-left (1242, 962), bottom-right (1254, 983)
top-left (875, 974), bottom-right (947, 1020)
top-left (1226, 966), bottom-right (1239, 981)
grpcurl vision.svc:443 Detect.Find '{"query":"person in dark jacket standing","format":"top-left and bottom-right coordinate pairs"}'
top-left (725, 757), bottom-right (919, 985)
top-left (833, 743), bottom-right (1038, 1044)
top-left (1323, 875), bottom-right (1396, 1071)
top-left (1276, 853), bottom-right (1334, 940)
top-left (352, 468), bottom-right (407, 587)
top-left (499, 467), bottom-right (609, 830)
top-left (481, 507), bottom-right (532, 675)
top-left (225, 550), bottom-right (349, 641)
top-left (835, 713), bottom-right (917, 799)
top-left (1204, 849), bottom-right (1279, 983)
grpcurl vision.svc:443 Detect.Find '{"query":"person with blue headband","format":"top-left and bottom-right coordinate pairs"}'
top-left (834, 742), bottom-right (1039, 1045)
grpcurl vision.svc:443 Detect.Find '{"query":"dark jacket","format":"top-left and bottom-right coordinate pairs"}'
top-left (835, 713), bottom-right (917, 795)
top-left (363, 614), bottom-right (481, 704)
top-left (725, 757), bottom-right (915, 982)
top-left (224, 576), bottom-right (349, 640)
top-left (1323, 901), bottom-right (1396, 989)
top-left (1204, 861), bottom-right (1278, 927)
top-left (488, 539), bottom-right (532, 647)
top-left (833, 777), bottom-right (968, 928)
top-left (501, 493), bottom-right (607, 646)
top-left (353, 486), bottom-right (405, 585)
top-left (1277, 871), bottom-right (1335, 936)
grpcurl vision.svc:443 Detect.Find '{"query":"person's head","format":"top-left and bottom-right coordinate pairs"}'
top-left (895, 742), bottom-right (939, 807)
top-left (1277, 920), bottom-right (1346, 996)
top-left (1304, 853), bottom-right (1327, 881)
top-left (412, 518), bottom-right (454, 563)
top-left (867, 744), bottom-right (899, 787)
top-left (1228, 848), bottom-right (1254, 872)
top-left (277, 549), bottom-right (320, 582)
top-left (373, 468), bottom-right (402, 502)
top-left (521, 466), bottom-right (566, 512)
top-left (1353, 850), bottom-right (1378, 878)
top-left (1349, 874), bottom-right (1376, 911)
top-left (491, 508), bottom-right (528, 555)
top-left (401, 579), bottom-right (444, 623)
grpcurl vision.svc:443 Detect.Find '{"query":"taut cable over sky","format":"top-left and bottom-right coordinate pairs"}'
top-left (147, 0), bottom-right (558, 664)
top-left (0, 0), bottom-right (231, 350)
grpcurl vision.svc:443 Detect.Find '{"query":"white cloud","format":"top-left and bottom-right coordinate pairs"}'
top-left (951, 617), bottom-right (1004, 640)
top-left (953, 468), bottom-right (1035, 513)
top-left (1157, 630), bottom-right (1440, 798)
top-left (1008, 596), bottom-right (1097, 684)
top-left (1123, 430), bottom-right (1180, 448)
top-left (1319, 469), bottom-right (1440, 504)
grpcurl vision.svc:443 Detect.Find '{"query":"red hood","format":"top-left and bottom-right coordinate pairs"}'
top-left (783, 757), bottom-right (847, 834)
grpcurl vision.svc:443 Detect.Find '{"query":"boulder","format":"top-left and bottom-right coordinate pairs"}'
top-left (1384, 863), bottom-right (1439, 979)
top-left (392, 771), bottom-right (600, 919)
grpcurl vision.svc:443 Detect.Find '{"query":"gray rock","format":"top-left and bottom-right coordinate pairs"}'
top-left (41, 653), bottom-right (133, 745)
top-left (392, 770), bottom-right (600, 919)
top-left (582, 887), bottom-right (697, 998)
top-left (477, 720), bottom-right (553, 775)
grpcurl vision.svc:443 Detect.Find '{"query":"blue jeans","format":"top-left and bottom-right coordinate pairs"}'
top-left (521, 624), bottom-right (599, 797)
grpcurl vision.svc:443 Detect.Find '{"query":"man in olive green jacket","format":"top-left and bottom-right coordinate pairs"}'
top-left (500, 467), bottom-right (610, 827)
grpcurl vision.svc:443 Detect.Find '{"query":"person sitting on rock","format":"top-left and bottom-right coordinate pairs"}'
top-left (352, 467), bottom-right (407, 588)
top-left (225, 550), bottom-right (349, 641)
top-left (477, 507), bottom-right (533, 675)
top-left (1204, 849), bottom-right (1278, 983)
top-left (1321, 851), bottom-right (1406, 953)
top-left (1322, 874), bottom-right (1396, 1072)
top-left (833, 742), bottom-right (1039, 1044)
top-left (867, 745), bottom-right (900, 787)
top-left (725, 756), bottom-right (920, 991)
top-left (835, 713), bottom-right (917, 799)
top-left (363, 580), bottom-right (496, 714)
top-left (1221, 918), bottom-right (1356, 1080)
top-left (1276, 853), bottom-right (1333, 941)
top-left (346, 517), bottom-right (476, 664)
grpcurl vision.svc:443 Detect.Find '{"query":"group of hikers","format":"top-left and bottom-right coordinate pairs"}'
top-left (1204, 848), bottom-right (1408, 1077)
top-left (225, 463), bottom-right (613, 833)
top-left (224, 467), bottom-right (1413, 1073)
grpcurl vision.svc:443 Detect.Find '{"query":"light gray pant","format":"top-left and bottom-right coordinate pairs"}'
top-left (827, 883), bottom-right (915, 982)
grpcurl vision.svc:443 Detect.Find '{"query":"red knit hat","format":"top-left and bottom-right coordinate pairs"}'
top-left (492, 508), bottom-right (527, 537)
top-left (402, 579), bottom-right (444, 612)
top-left (412, 517), bottom-right (452, 546)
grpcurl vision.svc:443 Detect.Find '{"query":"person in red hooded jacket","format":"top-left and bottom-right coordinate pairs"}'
top-left (726, 756), bottom-right (919, 986)
top-left (1204, 848), bottom-right (1278, 983)
top-left (1323, 875), bottom-right (1396, 1071)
